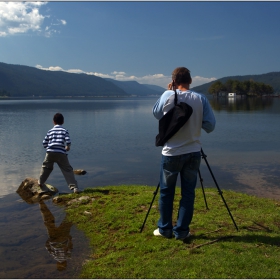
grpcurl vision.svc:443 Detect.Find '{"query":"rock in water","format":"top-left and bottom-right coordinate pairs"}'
top-left (16, 177), bottom-right (58, 204)
top-left (73, 169), bottom-right (87, 175)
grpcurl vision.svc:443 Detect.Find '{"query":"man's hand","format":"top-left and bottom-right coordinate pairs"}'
top-left (65, 146), bottom-right (70, 151)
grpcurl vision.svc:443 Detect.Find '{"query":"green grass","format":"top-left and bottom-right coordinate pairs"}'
top-left (60, 185), bottom-right (280, 278)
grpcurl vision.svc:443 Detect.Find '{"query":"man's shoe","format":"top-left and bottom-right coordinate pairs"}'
top-left (153, 228), bottom-right (164, 237)
top-left (153, 228), bottom-right (173, 239)
top-left (175, 232), bottom-right (192, 242)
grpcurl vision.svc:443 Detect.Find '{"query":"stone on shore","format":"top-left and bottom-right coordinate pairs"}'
top-left (73, 169), bottom-right (87, 175)
top-left (16, 177), bottom-right (58, 204)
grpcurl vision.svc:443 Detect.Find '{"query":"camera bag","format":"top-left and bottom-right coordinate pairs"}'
top-left (155, 90), bottom-right (193, 146)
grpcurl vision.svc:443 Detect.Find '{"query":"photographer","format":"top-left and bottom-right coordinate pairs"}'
top-left (152, 67), bottom-right (216, 241)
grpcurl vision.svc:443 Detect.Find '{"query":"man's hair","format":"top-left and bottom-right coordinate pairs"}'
top-left (172, 67), bottom-right (192, 85)
top-left (53, 113), bottom-right (64, 125)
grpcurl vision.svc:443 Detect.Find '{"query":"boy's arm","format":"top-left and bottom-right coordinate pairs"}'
top-left (42, 134), bottom-right (49, 148)
top-left (65, 130), bottom-right (71, 151)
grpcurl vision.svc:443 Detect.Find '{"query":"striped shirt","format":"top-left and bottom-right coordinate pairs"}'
top-left (46, 239), bottom-right (72, 263)
top-left (43, 125), bottom-right (71, 154)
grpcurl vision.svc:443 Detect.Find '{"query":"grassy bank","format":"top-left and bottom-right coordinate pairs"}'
top-left (60, 185), bottom-right (280, 278)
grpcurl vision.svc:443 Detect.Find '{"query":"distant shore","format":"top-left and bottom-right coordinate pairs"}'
top-left (0, 95), bottom-right (161, 100)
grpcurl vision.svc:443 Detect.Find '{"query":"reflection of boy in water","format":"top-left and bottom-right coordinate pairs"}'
top-left (39, 201), bottom-right (73, 271)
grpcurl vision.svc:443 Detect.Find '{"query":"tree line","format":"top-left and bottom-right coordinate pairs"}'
top-left (208, 79), bottom-right (274, 96)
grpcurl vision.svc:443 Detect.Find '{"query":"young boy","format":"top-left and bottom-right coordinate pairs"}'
top-left (38, 113), bottom-right (81, 193)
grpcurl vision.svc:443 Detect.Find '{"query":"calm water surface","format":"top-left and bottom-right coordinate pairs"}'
top-left (0, 96), bottom-right (280, 277)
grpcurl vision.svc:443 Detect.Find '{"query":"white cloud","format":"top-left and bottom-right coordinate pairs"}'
top-left (192, 76), bottom-right (217, 87)
top-left (35, 65), bottom-right (216, 88)
top-left (0, 2), bottom-right (66, 37)
top-left (89, 72), bottom-right (114, 78)
top-left (112, 71), bottom-right (126, 75)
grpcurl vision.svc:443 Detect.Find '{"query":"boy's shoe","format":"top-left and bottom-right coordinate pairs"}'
top-left (69, 185), bottom-right (81, 194)
top-left (38, 182), bottom-right (49, 192)
top-left (175, 232), bottom-right (192, 242)
top-left (73, 188), bottom-right (81, 194)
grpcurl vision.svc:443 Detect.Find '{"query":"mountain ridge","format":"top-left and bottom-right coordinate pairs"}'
top-left (191, 71), bottom-right (280, 95)
top-left (1, 62), bottom-right (279, 97)
top-left (0, 62), bottom-right (165, 97)
top-left (104, 78), bottom-right (164, 96)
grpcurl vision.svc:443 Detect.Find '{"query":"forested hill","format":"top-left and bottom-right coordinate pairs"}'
top-left (0, 62), bottom-right (130, 97)
top-left (192, 72), bottom-right (280, 95)
top-left (0, 62), bottom-right (166, 97)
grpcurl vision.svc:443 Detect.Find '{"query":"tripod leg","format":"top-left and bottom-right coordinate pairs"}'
top-left (201, 149), bottom-right (239, 231)
top-left (140, 183), bottom-right (160, 233)
top-left (198, 169), bottom-right (209, 210)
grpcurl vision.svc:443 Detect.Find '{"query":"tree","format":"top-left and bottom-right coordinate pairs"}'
top-left (232, 80), bottom-right (242, 95)
top-left (224, 79), bottom-right (234, 93)
top-left (208, 81), bottom-right (226, 96)
top-left (208, 79), bottom-right (274, 97)
top-left (241, 80), bottom-right (251, 95)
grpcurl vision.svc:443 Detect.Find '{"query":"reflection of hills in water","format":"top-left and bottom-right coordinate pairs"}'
top-left (210, 96), bottom-right (274, 112)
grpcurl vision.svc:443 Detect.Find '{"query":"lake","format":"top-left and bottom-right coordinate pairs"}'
top-left (0, 96), bottom-right (280, 277)
top-left (1, 96), bottom-right (280, 198)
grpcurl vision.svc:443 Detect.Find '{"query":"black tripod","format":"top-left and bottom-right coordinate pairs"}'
top-left (140, 148), bottom-right (238, 233)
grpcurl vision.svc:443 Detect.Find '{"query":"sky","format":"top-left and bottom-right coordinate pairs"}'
top-left (0, 1), bottom-right (280, 88)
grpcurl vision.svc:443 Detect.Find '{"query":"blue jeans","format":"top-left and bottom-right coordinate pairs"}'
top-left (157, 151), bottom-right (201, 239)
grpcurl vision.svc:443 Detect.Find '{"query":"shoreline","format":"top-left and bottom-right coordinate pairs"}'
top-left (0, 95), bottom-right (160, 100)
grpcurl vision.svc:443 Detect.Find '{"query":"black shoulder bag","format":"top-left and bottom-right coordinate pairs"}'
top-left (155, 88), bottom-right (193, 147)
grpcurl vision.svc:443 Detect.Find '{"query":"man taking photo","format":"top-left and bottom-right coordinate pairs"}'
top-left (152, 67), bottom-right (216, 241)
